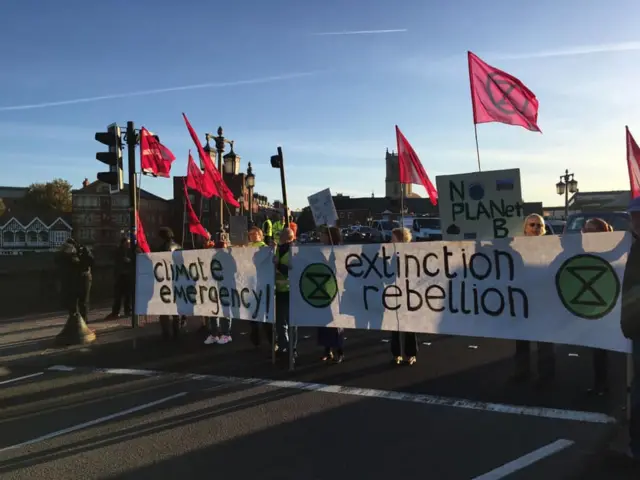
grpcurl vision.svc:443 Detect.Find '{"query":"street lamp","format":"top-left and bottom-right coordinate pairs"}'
top-left (204, 127), bottom-right (234, 241)
top-left (223, 141), bottom-right (239, 175)
top-left (245, 162), bottom-right (255, 223)
top-left (556, 169), bottom-right (578, 220)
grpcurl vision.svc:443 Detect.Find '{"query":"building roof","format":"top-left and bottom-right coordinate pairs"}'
top-left (0, 186), bottom-right (28, 199)
top-left (568, 190), bottom-right (630, 210)
top-left (0, 206), bottom-right (72, 230)
top-left (72, 180), bottom-right (168, 202)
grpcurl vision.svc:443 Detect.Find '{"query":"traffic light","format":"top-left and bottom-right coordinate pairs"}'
top-left (95, 123), bottom-right (123, 193)
top-left (270, 153), bottom-right (282, 169)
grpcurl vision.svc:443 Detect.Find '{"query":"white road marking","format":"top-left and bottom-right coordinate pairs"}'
top-left (48, 365), bottom-right (75, 372)
top-left (0, 372), bottom-right (43, 385)
top-left (46, 366), bottom-right (617, 424)
top-left (0, 391), bottom-right (187, 453)
top-left (471, 439), bottom-right (574, 479)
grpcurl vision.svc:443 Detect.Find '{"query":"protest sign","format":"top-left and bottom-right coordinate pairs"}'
top-left (436, 169), bottom-right (524, 240)
top-left (290, 232), bottom-right (631, 352)
top-left (229, 215), bottom-right (248, 246)
top-left (308, 188), bottom-right (338, 227)
top-left (135, 246), bottom-right (274, 322)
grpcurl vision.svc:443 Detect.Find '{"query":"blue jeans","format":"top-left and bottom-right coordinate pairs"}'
top-left (631, 339), bottom-right (640, 457)
top-left (209, 317), bottom-right (232, 336)
top-left (276, 292), bottom-right (297, 352)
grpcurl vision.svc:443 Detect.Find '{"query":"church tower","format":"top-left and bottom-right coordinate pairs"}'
top-left (384, 149), bottom-right (412, 199)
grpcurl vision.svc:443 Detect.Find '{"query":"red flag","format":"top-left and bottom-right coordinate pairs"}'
top-left (468, 51), bottom-right (541, 133)
top-left (140, 127), bottom-right (176, 177)
top-left (135, 211), bottom-right (151, 253)
top-left (626, 126), bottom-right (640, 199)
top-left (183, 180), bottom-right (210, 239)
top-left (186, 151), bottom-right (216, 197)
top-left (395, 126), bottom-right (438, 206)
top-left (181, 113), bottom-right (239, 208)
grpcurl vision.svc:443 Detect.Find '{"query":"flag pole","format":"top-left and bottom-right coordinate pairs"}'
top-left (473, 124), bottom-right (482, 172)
top-left (467, 51), bottom-right (482, 172)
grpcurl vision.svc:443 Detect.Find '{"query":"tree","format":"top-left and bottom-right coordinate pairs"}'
top-left (24, 179), bottom-right (73, 212)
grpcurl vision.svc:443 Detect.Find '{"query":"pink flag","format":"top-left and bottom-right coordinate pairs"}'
top-left (183, 180), bottom-right (210, 239)
top-left (182, 113), bottom-right (239, 208)
top-left (468, 51), bottom-right (541, 133)
top-left (395, 126), bottom-right (438, 206)
top-left (135, 211), bottom-right (150, 253)
top-left (626, 126), bottom-right (640, 199)
top-left (140, 127), bottom-right (176, 177)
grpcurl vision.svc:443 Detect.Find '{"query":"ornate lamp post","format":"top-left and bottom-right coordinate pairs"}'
top-left (556, 170), bottom-right (578, 220)
top-left (204, 127), bottom-right (236, 241)
top-left (245, 162), bottom-right (255, 224)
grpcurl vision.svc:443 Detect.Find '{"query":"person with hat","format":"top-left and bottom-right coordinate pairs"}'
top-left (157, 227), bottom-right (182, 340)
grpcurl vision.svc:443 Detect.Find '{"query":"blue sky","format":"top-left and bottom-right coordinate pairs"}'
top-left (1, 0), bottom-right (639, 209)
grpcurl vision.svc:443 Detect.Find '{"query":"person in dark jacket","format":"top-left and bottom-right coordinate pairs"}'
top-left (611, 198), bottom-right (640, 469)
top-left (57, 237), bottom-right (94, 321)
top-left (107, 237), bottom-right (134, 319)
top-left (157, 227), bottom-right (182, 340)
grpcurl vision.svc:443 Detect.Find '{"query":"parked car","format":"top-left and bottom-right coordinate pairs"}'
top-left (409, 217), bottom-right (442, 241)
top-left (564, 211), bottom-right (630, 234)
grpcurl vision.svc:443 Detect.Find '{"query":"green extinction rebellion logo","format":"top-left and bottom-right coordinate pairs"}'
top-left (555, 254), bottom-right (621, 320)
top-left (299, 263), bottom-right (338, 308)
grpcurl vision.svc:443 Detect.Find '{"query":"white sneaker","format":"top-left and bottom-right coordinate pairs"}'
top-left (204, 335), bottom-right (219, 345)
top-left (217, 335), bottom-right (232, 345)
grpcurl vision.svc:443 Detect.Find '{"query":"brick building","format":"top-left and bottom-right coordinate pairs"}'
top-left (72, 179), bottom-right (171, 247)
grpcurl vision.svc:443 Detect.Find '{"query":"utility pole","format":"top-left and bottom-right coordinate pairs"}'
top-left (126, 121), bottom-right (139, 328)
top-left (271, 146), bottom-right (290, 227)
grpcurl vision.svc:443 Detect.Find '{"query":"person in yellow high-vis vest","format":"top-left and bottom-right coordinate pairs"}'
top-left (262, 217), bottom-right (273, 245)
top-left (247, 226), bottom-right (274, 348)
top-left (272, 213), bottom-right (286, 242)
top-left (273, 227), bottom-right (296, 357)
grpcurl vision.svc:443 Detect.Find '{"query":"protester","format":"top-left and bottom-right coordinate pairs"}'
top-left (583, 218), bottom-right (614, 395)
top-left (288, 213), bottom-right (298, 240)
top-left (274, 227), bottom-right (297, 358)
top-left (390, 227), bottom-right (419, 365)
top-left (262, 216), bottom-right (273, 246)
top-left (203, 236), bottom-right (233, 345)
top-left (317, 226), bottom-right (345, 363)
top-left (613, 197), bottom-right (640, 468)
top-left (157, 227), bottom-right (182, 340)
top-left (273, 213), bottom-right (286, 242)
top-left (107, 237), bottom-right (133, 319)
top-left (511, 214), bottom-right (556, 386)
top-left (56, 236), bottom-right (94, 322)
top-left (247, 226), bottom-right (274, 349)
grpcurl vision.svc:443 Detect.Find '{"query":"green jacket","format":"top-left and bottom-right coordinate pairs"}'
top-left (262, 219), bottom-right (273, 237)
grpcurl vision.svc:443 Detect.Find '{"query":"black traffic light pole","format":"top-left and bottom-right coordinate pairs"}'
top-left (276, 146), bottom-right (289, 228)
top-left (126, 121), bottom-right (139, 328)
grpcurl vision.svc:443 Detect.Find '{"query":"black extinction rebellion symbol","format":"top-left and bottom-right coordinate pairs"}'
top-left (299, 263), bottom-right (338, 309)
top-left (485, 72), bottom-right (530, 116)
top-left (555, 254), bottom-right (620, 320)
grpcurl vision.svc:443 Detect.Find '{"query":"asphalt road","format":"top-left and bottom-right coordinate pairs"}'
top-left (0, 364), bottom-right (619, 480)
top-left (0, 315), bottom-right (635, 479)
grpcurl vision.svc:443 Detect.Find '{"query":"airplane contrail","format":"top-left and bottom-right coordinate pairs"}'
top-left (491, 41), bottom-right (640, 60)
top-left (312, 29), bottom-right (407, 36)
top-left (0, 71), bottom-right (320, 112)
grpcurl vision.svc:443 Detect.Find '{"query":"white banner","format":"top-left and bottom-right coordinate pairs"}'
top-left (290, 232), bottom-right (632, 352)
top-left (135, 246), bottom-right (275, 322)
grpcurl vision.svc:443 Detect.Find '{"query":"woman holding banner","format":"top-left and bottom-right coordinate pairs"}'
top-left (203, 236), bottom-right (234, 345)
top-left (317, 226), bottom-right (345, 363)
top-left (247, 227), bottom-right (275, 350)
top-left (390, 227), bottom-right (419, 365)
top-left (583, 218), bottom-right (614, 395)
top-left (511, 214), bottom-right (556, 386)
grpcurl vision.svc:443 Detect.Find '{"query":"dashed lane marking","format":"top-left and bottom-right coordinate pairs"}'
top-left (46, 365), bottom-right (617, 425)
top-left (0, 372), bottom-right (44, 386)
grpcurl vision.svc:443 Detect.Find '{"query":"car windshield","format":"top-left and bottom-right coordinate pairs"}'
top-left (414, 218), bottom-right (441, 229)
top-left (379, 221), bottom-right (399, 230)
top-left (566, 213), bottom-right (630, 232)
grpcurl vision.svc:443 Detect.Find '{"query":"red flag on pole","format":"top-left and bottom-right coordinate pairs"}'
top-left (395, 126), bottom-right (438, 206)
top-left (626, 126), bottom-right (640, 199)
top-left (181, 113), bottom-right (239, 208)
top-left (468, 51), bottom-right (541, 133)
top-left (135, 211), bottom-right (150, 253)
top-left (186, 151), bottom-right (216, 198)
top-left (183, 180), bottom-right (210, 239)
top-left (140, 127), bottom-right (176, 177)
